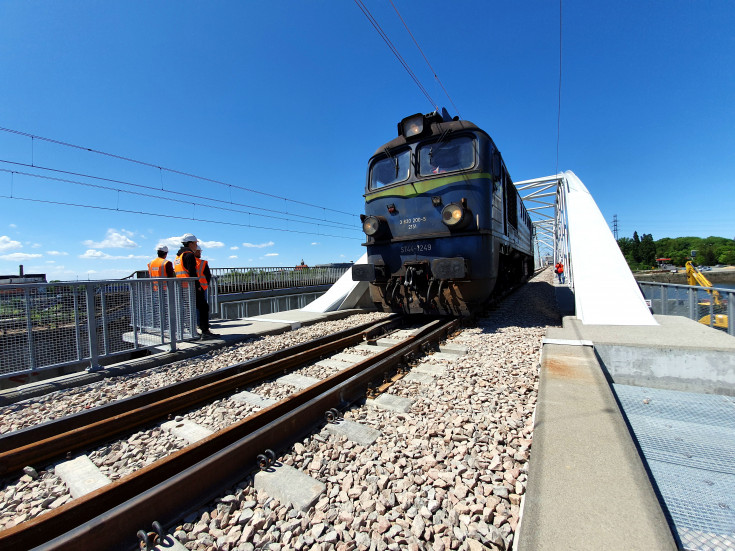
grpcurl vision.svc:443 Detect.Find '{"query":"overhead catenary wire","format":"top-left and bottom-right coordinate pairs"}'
top-left (353, 0), bottom-right (439, 111)
top-left (0, 159), bottom-right (357, 230)
top-left (0, 126), bottom-right (357, 218)
top-left (0, 168), bottom-right (361, 233)
top-left (555, 0), bottom-right (563, 177)
top-left (0, 193), bottom-right (355, 240)
top-left (388, 0), bottom-right (461, 119)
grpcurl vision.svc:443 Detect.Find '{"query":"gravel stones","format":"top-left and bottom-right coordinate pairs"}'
top-left (0, 272), bottom-right (562, 549)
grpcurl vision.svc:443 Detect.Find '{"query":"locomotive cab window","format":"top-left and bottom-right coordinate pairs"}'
top-left (370, 149), bottom-right (411, 189)
top-left (418, 135), bottom-right (476, 176)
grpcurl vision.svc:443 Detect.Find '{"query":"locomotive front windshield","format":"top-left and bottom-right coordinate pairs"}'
top-left (370, 149), bottom-right (411, 189)
top-left (419, 135), bottom-right (475, 176)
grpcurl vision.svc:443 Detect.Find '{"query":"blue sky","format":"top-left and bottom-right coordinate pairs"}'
top-left (0, 1), bottom-right (733, 280)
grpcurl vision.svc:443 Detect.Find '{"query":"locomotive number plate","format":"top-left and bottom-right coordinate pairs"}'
top-left (400, 242), bottom-right (432, 254)
top-left (399, 216), bottom-right (427, 230)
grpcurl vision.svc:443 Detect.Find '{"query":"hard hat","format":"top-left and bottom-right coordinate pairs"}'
top-left (156, 245), bottom-right (169, 253)
top-left (181, 233), bottom-right (198, 243)
top-left (196, 245), bottom-right (202, 251)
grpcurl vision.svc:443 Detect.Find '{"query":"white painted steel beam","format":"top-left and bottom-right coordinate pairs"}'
top-left (562, 171), bottom-right (656, 325)
top-left (517, 171), bottom-right (656, 326)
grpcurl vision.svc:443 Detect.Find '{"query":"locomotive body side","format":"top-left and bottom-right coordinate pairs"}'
top-left (354, 112), bottom-right (533, 315)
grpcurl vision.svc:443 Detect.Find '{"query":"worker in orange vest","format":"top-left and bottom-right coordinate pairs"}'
top-left (555, 261), bottom-right (565, 284)
top-left (175, 233), bottom-right (216, 339)
top-left (195, 245), bottom-right (211, 293)
top-left (148, 245), bottom-right (175, 290)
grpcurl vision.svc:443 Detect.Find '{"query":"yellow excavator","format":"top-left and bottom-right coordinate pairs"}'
top-left (685, 261), bottom-right (728, 328)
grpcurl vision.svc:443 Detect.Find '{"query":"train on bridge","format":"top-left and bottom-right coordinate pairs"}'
top-left (353, 110), bottom-right (534, 315)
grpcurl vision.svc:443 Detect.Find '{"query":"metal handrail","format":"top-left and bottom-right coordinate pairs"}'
top-left (0, 278), bottom-right (198, 380)
top-left (638, 281), bottom-right (734, 336)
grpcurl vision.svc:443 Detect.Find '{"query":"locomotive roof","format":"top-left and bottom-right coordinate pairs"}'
top-left (370, 118), bottom-right (490, 159)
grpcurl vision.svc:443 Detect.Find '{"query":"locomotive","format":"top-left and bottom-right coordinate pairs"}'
top-left (352, 110), bottom-right (534, 315)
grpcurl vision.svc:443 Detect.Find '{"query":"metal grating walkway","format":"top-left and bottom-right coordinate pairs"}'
top-left (613, 384), bottom-right (735, 551)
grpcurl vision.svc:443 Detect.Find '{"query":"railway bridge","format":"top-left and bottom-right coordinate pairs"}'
top-left (0, 172), bottom-right (733, 550)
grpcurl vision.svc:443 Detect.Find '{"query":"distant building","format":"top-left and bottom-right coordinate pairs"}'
top-left (0, 265), bottom-right (46, 285)
top-left (0, 274), bottom-right (47, 284)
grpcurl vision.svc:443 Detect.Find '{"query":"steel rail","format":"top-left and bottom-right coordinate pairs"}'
top-left (0, 315), bottom-right (402, 476)
top-left (0, 317), bottom-right (458, 550)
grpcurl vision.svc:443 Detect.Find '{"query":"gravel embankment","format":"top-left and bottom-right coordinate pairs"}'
top-left (0, 269), bottom-right (561, 550)
top-left (0, 312), bottom-right (389, 531)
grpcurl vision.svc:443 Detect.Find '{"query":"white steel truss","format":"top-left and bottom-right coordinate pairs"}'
top-left (515, 171), bottom-right (655, 325)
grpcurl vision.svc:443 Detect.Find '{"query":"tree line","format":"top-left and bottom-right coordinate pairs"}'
top-left (617, 233), bottom-right (735, 271)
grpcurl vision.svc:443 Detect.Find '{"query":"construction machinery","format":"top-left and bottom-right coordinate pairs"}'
top-left (685, 261), bottom-right (728, 328)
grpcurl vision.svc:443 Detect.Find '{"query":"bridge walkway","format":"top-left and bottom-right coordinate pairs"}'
top-left (518, 277), bottom-right (735, 550)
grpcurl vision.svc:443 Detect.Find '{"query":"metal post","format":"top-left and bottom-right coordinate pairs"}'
top-left (709, 294), bottom-right (715, 327)
top-left (167, 282), bottom-right (178, 352)
top-left (660, 285), bottom-right (668, 315)
top-left (158, 282), bottom-right (166, 344)
top-left (100, 287), bottom-right (110, 355)
top-left (688, 287), bottom-right (697, 321)
top-left (23, 288), bottom-right (37, 370)
top-left (73, 287), bottom-right (82, 361)
top-left (728, 290), bottom-right (734, 336)
top-left (189, 283), bottom-right (197, 338)
top-left (129, 281), bottom-right (139, 349)
top-left (85, 284), bottom-right (101, 371)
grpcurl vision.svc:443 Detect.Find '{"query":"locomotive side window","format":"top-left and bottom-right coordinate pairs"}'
top-left (418, 136), bottom-right (476, 176)
top-left (370, 149), bottom-right (411, 189)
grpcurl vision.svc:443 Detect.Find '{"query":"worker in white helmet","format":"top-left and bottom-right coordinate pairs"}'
top-left (175, 233), bottom-right (217, 339)
top-left (148, 245), bottom-right (175, 279)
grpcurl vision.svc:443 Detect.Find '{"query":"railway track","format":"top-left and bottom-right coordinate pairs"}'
top-left (0, 315), bottom-right (459, 550)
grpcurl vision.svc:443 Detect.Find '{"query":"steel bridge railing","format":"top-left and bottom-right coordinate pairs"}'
top-left (0, 278), bottom-right (198, 380)
top-left (638, 281), bottom-right (735, 336)
top-left (208, 266), bottom-right (350, 314)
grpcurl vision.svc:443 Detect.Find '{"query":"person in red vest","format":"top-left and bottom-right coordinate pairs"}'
top-left (175, 234), bottom-right (216, 339)
top-left (148, 245), bottom-right (175, 290)
top-left (555, 261), bottom-right (565, 284)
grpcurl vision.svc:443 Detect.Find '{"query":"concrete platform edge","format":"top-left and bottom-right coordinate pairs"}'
top-left (517, 342), bottom-right (678, 551)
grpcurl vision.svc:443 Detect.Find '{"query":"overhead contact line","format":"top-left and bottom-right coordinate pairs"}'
top-left (0, 126), bottom-right (357, 219)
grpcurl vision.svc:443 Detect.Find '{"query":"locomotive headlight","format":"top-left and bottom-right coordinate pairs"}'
top-left (362, 216), bottom-right (381, 236)
top-left (441, 204), bottom-right (465, 227)
top-left (399, 113), bottom-right (425, 139)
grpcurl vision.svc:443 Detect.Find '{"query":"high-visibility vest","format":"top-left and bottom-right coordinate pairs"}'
top-left (148, 257), bottom-right (169, 291)
top-left (196, 258), bottom-right (209, 291)
top-left (148, 257), bottom-right (167, 278)
top-left (174, 252), bottom-right (194, 288)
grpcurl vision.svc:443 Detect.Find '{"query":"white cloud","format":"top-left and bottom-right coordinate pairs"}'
top-left (46, 260), bottom-right (56, 264)
top-left (79, 249), bottom-right (147, 260)
top-left (83, 228), bottom-right (138, 249)
top-left (0, 236), bottom-right (22, 251)
top-left (243, 241), bottom-right (275, 249)
top-left (47, 251), bottom-right (69, 256)
top-left (229, 255), bottom-right (238, 259)
top-left (230, 246), bottom-right (239, 250)
top-left (80, 249), bottom-right (106, 258)
top-left (8, 223), bottom-right (17, 229)
top-left (160, 236), bottom-right (185, 250)
top-left (311, 242), bottom-right (319, 246)
top-left (264, 253), bottom-right (279, 257)
top-left (1, 252), bottom-right (43, 261)
top-left (199, 240), bottom-right (224, 248)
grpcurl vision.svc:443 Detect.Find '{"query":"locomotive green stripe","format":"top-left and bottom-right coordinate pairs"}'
top-left (365, 172), bottom-right (493, 203)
